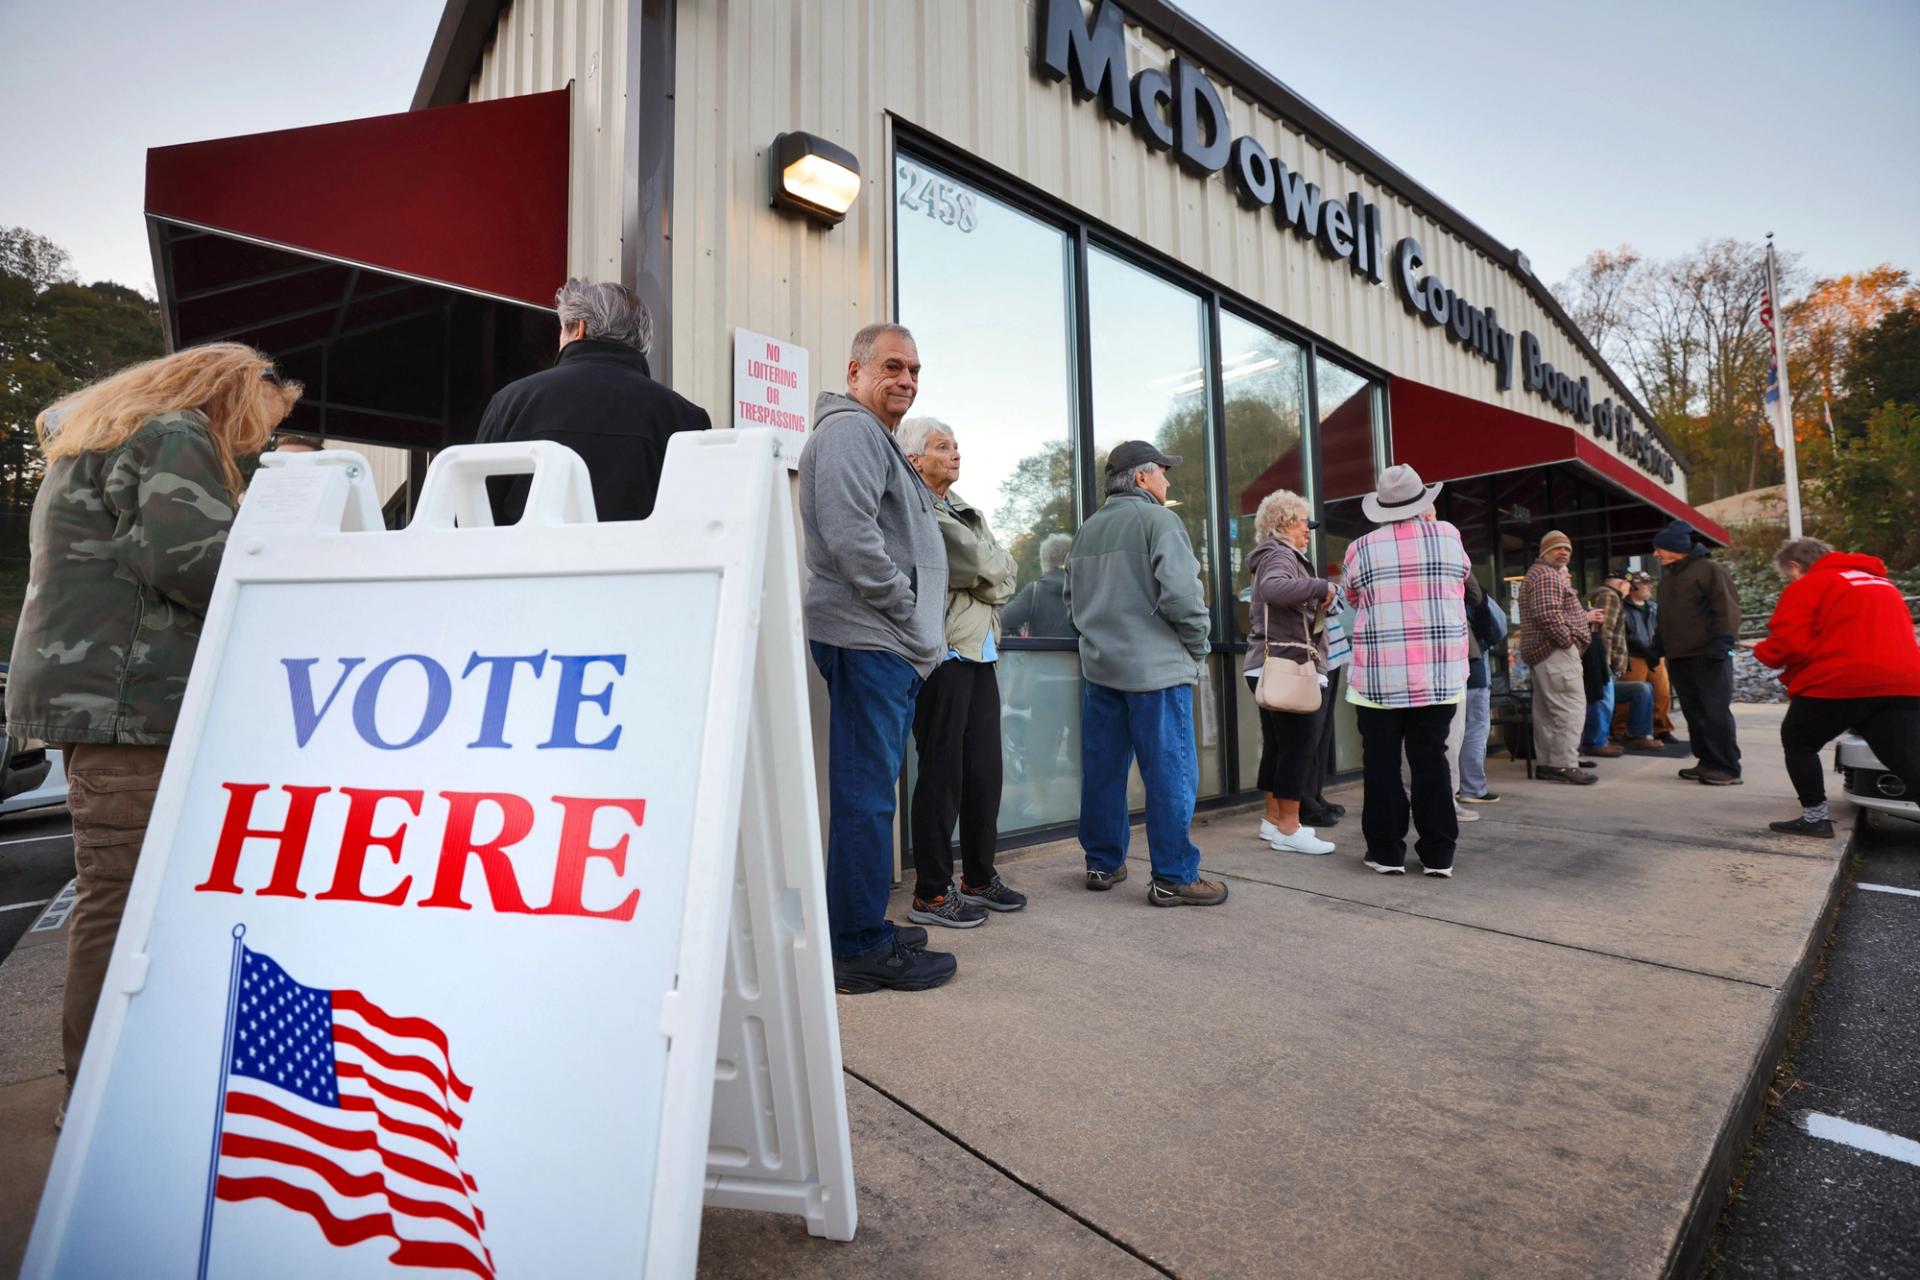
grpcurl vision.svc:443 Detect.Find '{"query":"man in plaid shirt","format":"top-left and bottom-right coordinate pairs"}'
top-left (1517, 530), bottom-right (1603, 784)
top-left (1342, 465), bottom-right (1471, 876)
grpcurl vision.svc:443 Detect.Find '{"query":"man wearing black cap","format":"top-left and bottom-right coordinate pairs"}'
top-left (1065, 442), bottom-right (1229, 908)
top-left (1652, 519), bottom-right (1743, 784)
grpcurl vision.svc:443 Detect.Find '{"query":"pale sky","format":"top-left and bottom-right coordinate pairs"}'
top-left (2, 0), bottom-right (1914, 295)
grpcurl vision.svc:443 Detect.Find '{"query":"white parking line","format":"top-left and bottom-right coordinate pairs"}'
top-left (1857, 882), bottom-right (1920, 899)
top-left (1798, 1112), bottom-right (1920, 1168)
top-left (0, 898), bottom-right (53, 914)
top-left (0, 832), bottom-right (73, 849)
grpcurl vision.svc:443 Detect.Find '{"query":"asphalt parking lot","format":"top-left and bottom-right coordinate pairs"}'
top-left (1712, 811), bottom-right (1920, 1278)
top-left (0, 810), bottom-right (74, 964)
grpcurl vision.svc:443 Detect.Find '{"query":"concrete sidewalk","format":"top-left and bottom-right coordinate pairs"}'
top-left (3, 706), bottom-right (1848, 1278)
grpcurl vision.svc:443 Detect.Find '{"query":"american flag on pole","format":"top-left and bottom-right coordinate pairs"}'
top-left (1760, 276), bottom-right (1787, 450)
top-left (200, 934), bottom-right (494, 1278)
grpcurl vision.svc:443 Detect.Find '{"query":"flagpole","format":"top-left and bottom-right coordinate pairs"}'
top-left (1767, 235), bottom-right (1804, 538)
top-left (198, 924), bottom-right (247, 1280)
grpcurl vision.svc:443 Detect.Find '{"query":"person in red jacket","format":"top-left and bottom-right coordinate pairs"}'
top-left (1754, 537), bottom-right (1920, 837)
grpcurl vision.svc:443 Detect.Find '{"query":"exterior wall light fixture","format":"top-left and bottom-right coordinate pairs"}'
top-left (770, 131), bottom-right (861, 226)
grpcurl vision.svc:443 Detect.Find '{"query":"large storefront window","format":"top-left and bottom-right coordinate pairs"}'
top-left (896, 158), bottom-right (1083, 831)
top-left (1087, 246), bottom-right (1224, 800)
top-left (895, 156), bottom-right (1078, 603)
top-left (1312, 356), bottom-right (1384, 775)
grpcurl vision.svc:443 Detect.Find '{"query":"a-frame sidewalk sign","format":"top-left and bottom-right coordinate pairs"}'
top-left (24, 430), bottom-right (856, 1278)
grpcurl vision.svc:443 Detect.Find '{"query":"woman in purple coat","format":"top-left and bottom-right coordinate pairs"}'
top-left (1243, 490), bottom-right (1337, 855)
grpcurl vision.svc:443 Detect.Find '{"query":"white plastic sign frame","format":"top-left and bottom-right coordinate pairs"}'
top-left (25, 431), bottom-right (854, 1277)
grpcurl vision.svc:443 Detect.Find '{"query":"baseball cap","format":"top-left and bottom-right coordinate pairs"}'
top-left (1104, 440), bottom-right (1182, 476)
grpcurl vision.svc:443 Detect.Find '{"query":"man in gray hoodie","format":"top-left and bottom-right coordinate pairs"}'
top-left (798, 322), bottom-right (957, 993)
top-left (1066, 442), bottom-right (1229, 908)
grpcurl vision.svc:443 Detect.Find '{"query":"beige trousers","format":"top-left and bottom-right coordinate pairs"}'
top-left (61, 743), bottom-right (167, 1090)
top-left (1529, 646), bottom-right (1586, 770)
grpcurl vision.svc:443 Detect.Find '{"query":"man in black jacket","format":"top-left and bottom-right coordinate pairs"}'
top-left (476, 279), bottom-right (709, 523)
top-left (1652, 519), bottom-right (1743, 784)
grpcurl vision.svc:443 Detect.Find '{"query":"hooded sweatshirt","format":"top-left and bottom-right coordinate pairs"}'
top-left (797, 391), bottom-right (948, 676)
top-left (1754, 551), bottom-right (1920, 698)
top-left (1653, 550), bottom-right (1740, 660)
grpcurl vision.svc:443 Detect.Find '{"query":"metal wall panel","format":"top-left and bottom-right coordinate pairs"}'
top-left (467, 0), bottom-right (628, 287)
top-left (668, 0), bottom-right (1681, 500)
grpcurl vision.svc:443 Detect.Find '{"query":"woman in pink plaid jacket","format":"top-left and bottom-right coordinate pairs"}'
top-left (1341, 465), bottom-right (1471, 877)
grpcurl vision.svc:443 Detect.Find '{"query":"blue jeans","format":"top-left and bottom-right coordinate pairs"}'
top-left (1583, 678), bottom-right (1613, 752)
top-left (1585, 676), bottom-right (1653, 749)
top-left (1457, 684), bottom-right (1492, 798)
top-left (1078, 681), bottom-right (1201, 885)
top-left (810, 642), bottom-right (922, 959)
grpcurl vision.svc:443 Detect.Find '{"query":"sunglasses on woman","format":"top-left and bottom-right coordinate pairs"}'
top-left (260, 366), bottom-right (287, 387)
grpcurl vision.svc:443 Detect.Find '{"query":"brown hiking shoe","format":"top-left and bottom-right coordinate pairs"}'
top-left (1536, 766), bottom-right (1598, 786)
top-left (1623, 737), bottom-right (1663, 751)
top-left (1147, 876), bottom-right (1230, 907)
top-left (1587, 743), bottom-right (1625, 758)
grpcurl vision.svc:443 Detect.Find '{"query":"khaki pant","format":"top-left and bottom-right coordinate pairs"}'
top-left (1613, 656), bottom-right (1674, 738)
top-left (62, 743), bottom-right (167, 1090)
top-left (1529, 646), bottom-right (1586, 770)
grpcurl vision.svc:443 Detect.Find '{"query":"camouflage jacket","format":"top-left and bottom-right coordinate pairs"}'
top-left (5, 411), bottom-right (235, 746)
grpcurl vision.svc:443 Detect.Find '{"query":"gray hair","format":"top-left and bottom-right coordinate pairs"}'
top-left (1253, 489), bottom-right (1310, 543)
top-left (555, 278), bottom-right (653, 354)
top-left (850, 322), bottom-right (914, 367)
top-left (1105, 461), bottom-right (1160, 496)
top-left (895, 416), bottom-right (954, 457)
top-left (1774, 536), bottom-right (1834, 575)
top-left (1039, 531), bottom-right (1072, 572)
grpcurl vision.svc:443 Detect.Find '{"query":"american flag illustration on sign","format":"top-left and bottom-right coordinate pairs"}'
top-left (199, 927), bottom-right (494, 1278)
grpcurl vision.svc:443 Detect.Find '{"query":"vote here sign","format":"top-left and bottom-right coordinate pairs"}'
top-left (41, 565), bottom-right (721, 1277)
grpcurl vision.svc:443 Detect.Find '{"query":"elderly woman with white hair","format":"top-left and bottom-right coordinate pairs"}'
top-left (897, 416), bottom-right (1028, 927)
top-left (1244, 490), bottom-right (1338, 855)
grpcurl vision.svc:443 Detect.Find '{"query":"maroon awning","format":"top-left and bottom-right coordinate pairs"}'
top-left (144, 91), bottom-right (569, 451)
top-left (1389, 379), bottom-right (1730, 544)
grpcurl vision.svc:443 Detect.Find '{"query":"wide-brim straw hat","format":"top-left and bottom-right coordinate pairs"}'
top-left (1361, 463), bottom-right (1443, 522)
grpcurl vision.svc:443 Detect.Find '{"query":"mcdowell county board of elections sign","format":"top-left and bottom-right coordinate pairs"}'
top-left (27, 434), bottom-right (856, 1278)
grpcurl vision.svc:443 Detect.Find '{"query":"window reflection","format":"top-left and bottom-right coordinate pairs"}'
top-left (895, 158), bottom-right (1077, 620)
top-left (1086, 247), bottom-right (1216, 616)
top-left (1219, 311), bottom-right (1308, 641)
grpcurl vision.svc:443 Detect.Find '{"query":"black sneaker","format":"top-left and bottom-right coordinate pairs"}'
top-left (833, 939), bottom-right (958, 994)
top-left (894, 925), bottom-right (929, 950)
top-left (1299, 806), bottom-right (1340, 827)
top-left (1457, 791), bottom-right (1501, 805)
top-left (908, 886), bottom-right (988, 928)
top-left (1327, 802), bottom-right (1348, 818)
top-left (1147, 876), bottom-right (1229, 907)
top-left (1769, 816), bottom-right (1835, 839)
top-left (958, 875), bottom-right (1028, 912)
top-left (1085, 865), bottom-right (1129, 891)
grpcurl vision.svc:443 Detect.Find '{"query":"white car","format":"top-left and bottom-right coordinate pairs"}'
top-left (1837, 734), bottom-right (1919, 827)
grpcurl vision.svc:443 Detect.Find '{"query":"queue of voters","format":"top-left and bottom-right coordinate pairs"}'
top-left (7, 279), bottom-right (1920, 1027)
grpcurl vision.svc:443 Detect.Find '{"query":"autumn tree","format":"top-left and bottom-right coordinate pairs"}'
top-left (1783, 265), bottom-right (1918, 453)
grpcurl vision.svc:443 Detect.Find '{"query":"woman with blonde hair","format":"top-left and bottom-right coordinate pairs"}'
top-left (1244, 489), bottom-right (1337, 855)
top-left (4, 342), bottom-right (300, 1112)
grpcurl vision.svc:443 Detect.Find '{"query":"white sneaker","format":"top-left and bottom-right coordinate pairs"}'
top-left (1268, 827), bottom-right (1336, 855)
top-left (1363, 860), bottom-right (1406, 875)
top-left (1454, 802), bottom-right (1480, 823)
top-left (1259, 820), bottom-right (1315, 843)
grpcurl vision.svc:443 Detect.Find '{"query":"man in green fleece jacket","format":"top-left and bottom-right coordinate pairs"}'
top-left (1065, 442), bottom-right (1228, 908)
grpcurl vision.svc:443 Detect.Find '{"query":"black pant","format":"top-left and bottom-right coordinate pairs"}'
top-left (1781, 695), bottom-right (1920, 808)
top-left (1356, 703), bottom-right (1459, 870)
top-left (1303, 667), bottom-right (1342, 809)
top-left (1668, 655), bottom-right (1741, 776)
top-left (1244, 674), bottom-right (1324, 801)
top-left (910, 659), bottom-right (1003, 899)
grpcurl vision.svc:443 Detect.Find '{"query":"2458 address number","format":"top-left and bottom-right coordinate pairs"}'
top-left (896, 162), bottom-right (978, 233)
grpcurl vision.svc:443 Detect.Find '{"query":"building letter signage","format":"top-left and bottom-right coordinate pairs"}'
top-left (1035, 0), bottom-right (1675, 484)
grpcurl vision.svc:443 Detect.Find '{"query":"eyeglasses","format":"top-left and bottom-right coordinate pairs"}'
top-left (260, 366), bottom-right (287, 387)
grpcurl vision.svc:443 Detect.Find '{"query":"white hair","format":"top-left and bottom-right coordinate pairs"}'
top-left (554, 278), bottom-right (652, 354)
top-left (895, 416), bottom-right (955, 457)
top-left (1105, 461), bottom-right (1159, 496)
top-left (1039, 531), bottom-right (1072, 572)
top-left (1254, 490), bottom-right (1310, 542)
